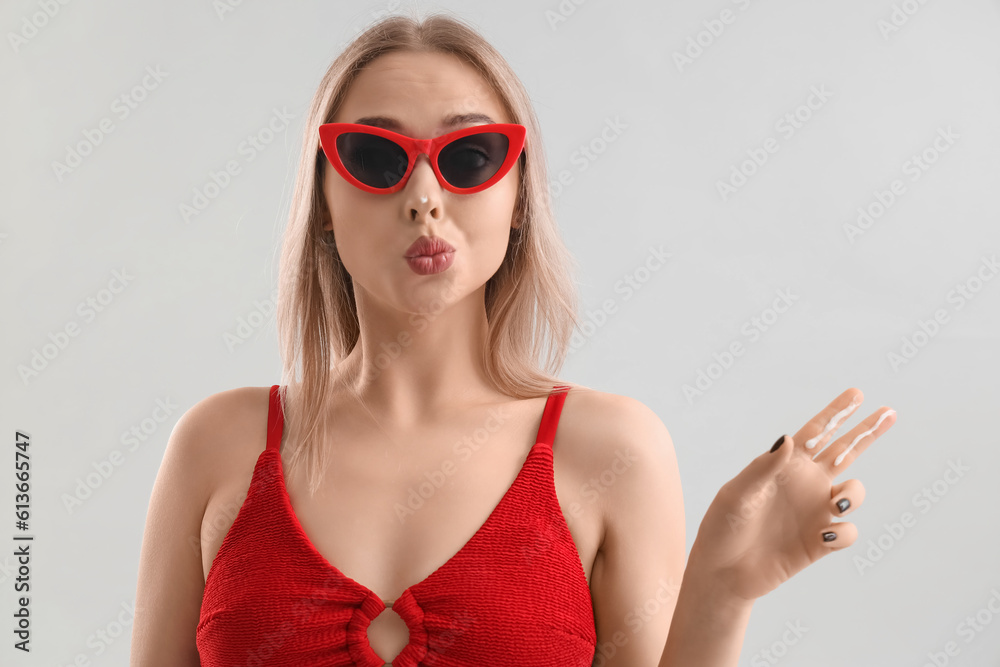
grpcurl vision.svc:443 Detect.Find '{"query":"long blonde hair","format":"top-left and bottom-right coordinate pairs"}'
top-left (276, 10), bottom-right (584, 496)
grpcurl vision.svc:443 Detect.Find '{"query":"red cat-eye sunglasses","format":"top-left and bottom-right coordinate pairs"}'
top-left (318, 122), bottom-right (526, 194)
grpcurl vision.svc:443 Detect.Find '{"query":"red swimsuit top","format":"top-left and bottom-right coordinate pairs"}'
top-left (196, 384), bottom-right (597, 666)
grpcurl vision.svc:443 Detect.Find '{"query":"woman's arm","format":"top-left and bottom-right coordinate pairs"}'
top-left (130, 396), bottom-right (224, 666)
top-left (591, 387), bottom-right (894, 666)
top-left (585, 393), bottom-right (753, 666)
top-left (584, 394), bottom-right (687, 666)
top-left (657, 388), bottom-right (895, 666)
top-left (656, 542), bottom-right (754, 666)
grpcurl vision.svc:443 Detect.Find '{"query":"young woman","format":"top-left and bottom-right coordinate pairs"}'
top-left (130, 12), bottom-right (896, 667)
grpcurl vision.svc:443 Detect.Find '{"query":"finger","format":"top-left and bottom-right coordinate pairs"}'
top-left (731, 432), bottom-right (797, 485)
top-left (830, 478), bottom-right (866, 517)
top-left (797, 388), bottom-right (864, 453)
top-left (818, 520), bottom-right (858, 552)
top-left (762, 432), bottom-right (796, 473)
top-left (814, 407), bottom-right (896, 474)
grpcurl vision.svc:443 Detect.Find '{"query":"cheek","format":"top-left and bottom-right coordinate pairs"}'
top-left (322, 173), bottom-right (384, 282)
top-left (328, 202), bottom-right (396, 277)
top-left (463, 196), bottom-right (516, 269)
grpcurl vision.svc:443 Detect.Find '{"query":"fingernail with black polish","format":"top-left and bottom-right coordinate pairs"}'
top-left (836, 498), bottom-right (851, 513)
top-left (770, 435), bottom-right (786, 453)
top-left (823, 532), bottom-right (837, 542)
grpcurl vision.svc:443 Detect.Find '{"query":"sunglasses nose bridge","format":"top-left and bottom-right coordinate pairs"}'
top-left (410, 136), bottom-right (434, 157)
top-left (403, 136), bottom-right (446, 186)
top-left (404, 149), bottom-right (442, 195)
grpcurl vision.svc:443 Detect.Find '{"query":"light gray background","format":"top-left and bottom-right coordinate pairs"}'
top-left (3, 1), bottom-right (999, 665)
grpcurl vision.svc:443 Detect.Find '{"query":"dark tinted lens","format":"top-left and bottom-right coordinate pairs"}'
top-left (439, 133), bottom-right (510, 188)
top-left (336, 133), bottom-right (408, 189)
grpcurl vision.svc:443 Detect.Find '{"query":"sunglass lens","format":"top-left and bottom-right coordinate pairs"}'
top-left (336, 133), bottom-right (409, 189)
top-left (439, 133), bottom-right (510, 189)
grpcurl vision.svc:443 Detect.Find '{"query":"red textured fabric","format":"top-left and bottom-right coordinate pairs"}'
top-left (196, 384), bottom-right (597, 666)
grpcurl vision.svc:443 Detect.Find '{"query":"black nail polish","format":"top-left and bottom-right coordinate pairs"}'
top-left (822, 532), bottom-right (837, 542)
top-left (770, 435), bottom-right (785, 453)
top-left (836, 498), bottom-right (851, 513)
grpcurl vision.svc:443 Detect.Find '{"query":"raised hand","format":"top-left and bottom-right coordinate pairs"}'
top-left (688, 388), bottom-right (896, 602)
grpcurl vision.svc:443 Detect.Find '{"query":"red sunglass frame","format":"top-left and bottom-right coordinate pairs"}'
top-left (318, 122), bottom-right (526, 194)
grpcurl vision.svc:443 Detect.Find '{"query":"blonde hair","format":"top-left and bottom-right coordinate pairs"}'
top-left (276, 10), bottom-right (584, 497)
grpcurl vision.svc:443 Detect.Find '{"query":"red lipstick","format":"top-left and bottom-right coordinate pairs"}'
top-left (404, 235), bottom-right (456, 275)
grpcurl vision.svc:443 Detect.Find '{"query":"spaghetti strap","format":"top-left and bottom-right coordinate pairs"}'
top-left (536, 384), bottom-right (571, 449)
top-left (265, 384), bottom-right (284, 452)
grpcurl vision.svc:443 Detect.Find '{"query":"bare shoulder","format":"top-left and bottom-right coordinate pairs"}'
top-left (150, 384), bottom-right (273, 531)
top-left (175, 385), bottom-right (271, 439)
top-left (559, 384), bottom-right (681, 527)
top-left (559, 384), bottom-right (676, 473)
top-left (172, 385), bottom-right (272, 472)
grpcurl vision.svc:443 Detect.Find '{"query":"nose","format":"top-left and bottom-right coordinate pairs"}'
top-left (407, 153), bottom-right (439, 189)
top-left (407, 154), bottom-right (441, 220)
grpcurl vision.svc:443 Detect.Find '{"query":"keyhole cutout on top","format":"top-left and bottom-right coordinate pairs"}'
top-left (368, 604), bottom-right (410, 664)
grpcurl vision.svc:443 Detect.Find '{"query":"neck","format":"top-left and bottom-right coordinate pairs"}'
top-left (335, 282), bottom-right (500, 424)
